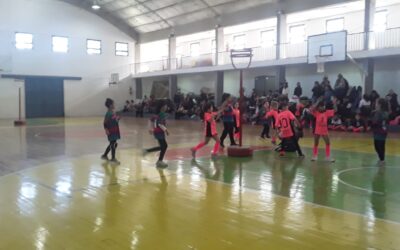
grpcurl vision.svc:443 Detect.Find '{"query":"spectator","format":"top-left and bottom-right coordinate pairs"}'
top-left (321, 76), bottom-right (330, 87)
top-left (386, 89), bottom-right (399, 114)
top-left (282, 82), bottom-right (289, 96)
top-left (324, 84), bottom-right (334, 104)
top-left (294, 82), bottom-right (302, 97)
top-left (312, 81), bottom-right (324, 103)
top-left (334, 74), bottom-right (349, 100)
top-left (359, 94), bottom-right (372, 118)
top-left (370, 90), bottom-right (380, 110)
top-left (123, 100), bottom-right (130, 112)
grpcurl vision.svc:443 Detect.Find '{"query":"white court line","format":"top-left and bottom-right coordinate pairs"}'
top-left (336, 167), bottom-right (400, 196)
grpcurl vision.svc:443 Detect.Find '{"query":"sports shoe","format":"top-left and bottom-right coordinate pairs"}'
top-left (190, 148), bottom-right (196, 159)
top-left (110, 159), bottom-right (120, 165)
top-left (311, 156), bottom-right (318, 161)
top-left (156, 161), bottom-right (168, 169)
top-left (101, 155), bottom-right (109, 161)
top-left (326, 157), bottom-right (335, 163)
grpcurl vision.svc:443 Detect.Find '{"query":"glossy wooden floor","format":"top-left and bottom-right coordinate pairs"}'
top-left (0, 117), bottom-right (399, 250)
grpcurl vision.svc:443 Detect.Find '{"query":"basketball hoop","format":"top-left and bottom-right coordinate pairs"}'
top-left (230, 48), bottom-right (253, 69)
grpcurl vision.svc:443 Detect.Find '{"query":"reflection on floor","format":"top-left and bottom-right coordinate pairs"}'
top-left (0, 117), bottom-right (399, 249)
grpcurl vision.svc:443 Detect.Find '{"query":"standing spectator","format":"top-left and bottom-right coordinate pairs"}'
top-left (321, 76), bottom-right (330, 87)
top-left (386, 89), bottom-right (399, 114)
top-left (312, 81), bottom-right (323, 103)
top-left (370, 90), bottom-right (380, 110)
top-left (294, 82), bottom-right (302, 98)
top-left (282, 82), bottom-right (289, 96)
top-left (324, 84), bottom-right (334, 104)
top-left (174, 89), bottom-right (183, 107)
top-left (334, 74), bottom-right (349, 100)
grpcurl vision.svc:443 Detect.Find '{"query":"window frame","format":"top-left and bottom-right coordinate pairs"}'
top-left (326, 17), bottom-right (345, 33)
top-left (52, 36), bottom-right (69, 53)
top-left (211, 39), bottom-right (216, 53)
top-left (190, 42), bottom-right (200, 57)
top-left (233, 34), bottom-right (246, 49)
top-left (289, 24), bottom-right (306, 44)
top-left (15, 32), bottom-right (34, 50)
top-left (86, 39), bottom-right (102, 55)
top-left (115, 42), bottom-right (129, 56)
top-left (260, 29), bottom-right (275, 47)
top-left (374, 10), bottom-right (388, 32)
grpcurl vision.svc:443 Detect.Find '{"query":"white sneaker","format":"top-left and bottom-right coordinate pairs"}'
top-left (156, 161), bottom-right (168, 169)
top-left (326, 157), bottom-right (335, 163)
top-left (311, 156), bottom-right (318, 161)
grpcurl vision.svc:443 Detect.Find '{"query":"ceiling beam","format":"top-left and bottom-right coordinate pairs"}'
top-left (58, 0), bottom-right (139, 40)
top-left (140, 0), bottom-right (359, 43)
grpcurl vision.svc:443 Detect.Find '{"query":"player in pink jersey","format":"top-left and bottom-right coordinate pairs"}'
top-left (277, 101), bottom-right (304, 157)
top-left (266, 101), bottom-right (279, 144)
top-left (191, 103), bottom-right (222, 159)
top-left (310, 97), bottom-right (337, 162)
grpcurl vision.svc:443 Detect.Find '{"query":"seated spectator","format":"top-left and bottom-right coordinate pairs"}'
top-left (175, 104), bottom-right (188, 120)
top-left (348, 114), bottom-right (366, 132)
top-left (324, 84), bottom-right (334, 104)
top-left (359, 94), bottom-right (372, 118)
top-left (329, 115), bottom-right (346, 131)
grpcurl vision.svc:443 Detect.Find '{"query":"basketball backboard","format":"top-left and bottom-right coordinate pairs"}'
top-left (307, 31), bottom-right (347, 64)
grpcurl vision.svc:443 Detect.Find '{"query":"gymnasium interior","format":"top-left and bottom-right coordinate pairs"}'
top-left (0, 0), bottom-right (399, 249)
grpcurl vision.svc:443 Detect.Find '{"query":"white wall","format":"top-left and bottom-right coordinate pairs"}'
top-left (0, 0), bottom-right (135, 118)
top-left (177, 72), bottom-right (216, 94)
top-left (374, 56), bottom-right (400, 95)
top-left (224, 67), bottom-right (277, 97)
top-left (286, 61), bottom-right (363, 98)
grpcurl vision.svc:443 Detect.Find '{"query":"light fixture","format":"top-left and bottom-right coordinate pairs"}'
top-left (92, 0), bottom-right (101, 10)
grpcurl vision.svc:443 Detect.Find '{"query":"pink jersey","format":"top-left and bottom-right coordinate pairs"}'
top-left (267, 109), bottom-right (279, 127)
top-left (204, 112), bottom-right (218, 136)
top-left (313, 109), bottom-right (335, 135)
top-left (233, 108), bottom-right (240, 127)
top-left (277, 110), bottom-right (296, 138)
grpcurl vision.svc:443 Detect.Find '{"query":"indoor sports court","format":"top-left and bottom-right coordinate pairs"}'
top-left (0, 0), bottom-right (400, 249)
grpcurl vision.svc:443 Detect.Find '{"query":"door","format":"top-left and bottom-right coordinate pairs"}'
top-left (255, 75), bottom-right (276, 96)
top-left (25, 77), bottom-right (64, 118)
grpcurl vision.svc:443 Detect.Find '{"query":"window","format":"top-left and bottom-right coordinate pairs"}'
top-left (289, 25), bottom-right (305, 44)
top-left (211, 39), bottom-right (216, 53)
top-left (190, 42), bottom-right (200, 57)
top-left (52, 36), bottom-right (69, 53)
top-left (87, 39), bottom-right (101, 55)
top-left (115, 42), bottom-right (129, 56)
top-left (15, 33), bottom-right (33, 50)
top-left (260, 30), bottom-right (275, 47)
top-left (233, 34), bottom-right (246, 49)
top-left (326, 18), bottom-right (344, 33)
top-left (374, 10), bottom-right (387, 32)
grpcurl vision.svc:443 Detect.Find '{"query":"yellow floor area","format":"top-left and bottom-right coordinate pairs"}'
top-left (1, 117), bottom-right (400, 249)
top-left (0, 149), bottom-right (399, 250)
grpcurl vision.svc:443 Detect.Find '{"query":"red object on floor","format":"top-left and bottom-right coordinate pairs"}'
top-left (227, 146), bottom-right (253, 157)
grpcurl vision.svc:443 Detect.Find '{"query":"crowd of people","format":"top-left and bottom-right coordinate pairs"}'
top-left (105, 73), bottom-right (393, 168)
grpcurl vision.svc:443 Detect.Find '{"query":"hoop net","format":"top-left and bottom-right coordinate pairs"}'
top-left (315, 55), bottom-right (329, 73)
top-left (230, 48), bottom-right (253, 69)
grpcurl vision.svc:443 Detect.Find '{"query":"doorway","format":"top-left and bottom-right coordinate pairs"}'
top-left (25, 77), bottom-right (64, 118)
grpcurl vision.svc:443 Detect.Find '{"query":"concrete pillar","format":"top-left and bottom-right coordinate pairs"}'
top-left (168, 35), bottom-right (177, 70)
top-left (276, 11), bottom-right (287, 59)
top-left (364, 0), bottom-right (376, 50)
top-left (363, 58), bottom-right (374, 94)
top-left (215, 26), bottom-right (225, 65)
top-left (169, 75), bottom-right (178, 99)
top-left (135, 78), bottom-right (143, 99)
top-left (276, 66), bottom-right (286, 91)
top-left (134, 43), bottom-right (141, 74)
top-left (216, 71), bottom-right (224, 105)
